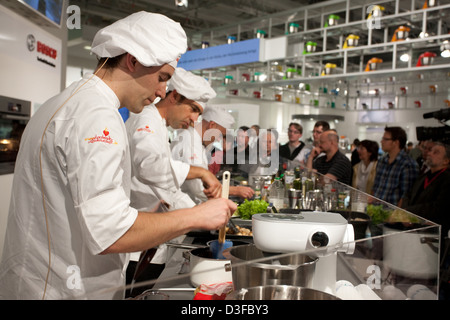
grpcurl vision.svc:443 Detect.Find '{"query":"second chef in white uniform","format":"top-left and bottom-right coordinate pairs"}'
top-left (125, 68), bottom-right (221, 290)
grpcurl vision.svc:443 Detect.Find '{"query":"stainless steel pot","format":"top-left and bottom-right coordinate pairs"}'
top-left (223, 244), bottom-right (317, 290)
top-left (226, 285), bottom-right (340, 300)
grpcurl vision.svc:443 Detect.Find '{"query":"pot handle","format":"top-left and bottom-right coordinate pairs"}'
top-left (224, 263), bottom-right (232, 272)
top-left (420, 237), bottom-right (439, 254)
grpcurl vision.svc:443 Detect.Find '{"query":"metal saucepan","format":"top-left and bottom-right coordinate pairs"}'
top-left (223, 244), bottom-right (318, 290)
top-left (226, 285), bottom-right (340, 300)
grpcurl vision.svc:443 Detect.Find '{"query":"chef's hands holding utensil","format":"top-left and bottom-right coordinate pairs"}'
top-left (194, 198), bottom-right (237, 230)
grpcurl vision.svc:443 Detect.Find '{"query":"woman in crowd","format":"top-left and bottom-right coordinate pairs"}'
top-left (352, 139), bottom-right (379, 193)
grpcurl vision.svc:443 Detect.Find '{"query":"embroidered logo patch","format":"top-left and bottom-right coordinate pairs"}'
top-left (85, 128), bottom-right (118, 145)
top-left (136, 125), bottom-right (154, 133)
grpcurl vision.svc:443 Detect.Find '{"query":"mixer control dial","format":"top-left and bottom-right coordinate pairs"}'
top-left (311, 232), bottom-right (329, 248)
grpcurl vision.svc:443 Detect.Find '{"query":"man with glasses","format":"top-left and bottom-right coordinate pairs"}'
top-left (303, 120), bottom-right (330, 168)
top-left (279, 123), bottom-right (307, 165)
top-left (371, 126), bottom-right (419, 206)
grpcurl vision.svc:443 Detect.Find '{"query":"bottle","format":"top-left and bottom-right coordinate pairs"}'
top-left (261, 185), bottom-right (269, 202)
top-left (268, 177), bottom-right (285, 209)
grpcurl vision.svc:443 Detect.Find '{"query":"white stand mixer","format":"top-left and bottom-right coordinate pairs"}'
top-left (252, 212), bottom-right (355, 294)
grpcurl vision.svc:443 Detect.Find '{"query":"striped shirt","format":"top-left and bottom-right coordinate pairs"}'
top-left (313, 150), bottom-right (352, 185)
top-left (372, 150), bottom-right (419, 205)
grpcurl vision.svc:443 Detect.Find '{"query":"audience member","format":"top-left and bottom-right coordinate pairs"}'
top-left (351, 138), bottom-right (361, 167)
top-left (249, 124), bottom-right (260, 149)
top-left (231, 126), bottom-right (256, 177)
top-left (309, 130), bottom-right (352, 185)
top-left (371, 126), bottom-right (419, 206)
top-left (408, 140), bottom-right (424, 161)
top-left (352, 140), bottom-right (379, 193)
top-left (251, 129), bottom-right (279, 176)
top-left (401, 142), bottom-right (450, 254)
top-left (279, 122), bottom-right (307, 161)
top-left (418, 139), bottom-right (436, 174)
top-left (303, 120), bottom-right (330, 166)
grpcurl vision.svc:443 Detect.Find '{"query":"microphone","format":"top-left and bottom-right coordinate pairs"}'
top-left (423, 108), bottom-right (450, 120)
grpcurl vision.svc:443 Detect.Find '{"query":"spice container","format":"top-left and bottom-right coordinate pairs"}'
top-left (343, 34), bottom-right (359, 48)
top-left (224, 75), bottom-right (233, 85)
top-left (304, 41), bottom-right (317, 54)
top-left (288, 22), bottom-right (299, 34)
top-left (227, 36), bottom-right (236, 44)
top-left (325, 14), bottom-right (340, 27)
top-left (256, 29), bottom-right (266, 38)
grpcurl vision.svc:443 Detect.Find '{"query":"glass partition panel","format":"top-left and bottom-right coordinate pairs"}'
top-left (75, 167), bottom-right (442, 301)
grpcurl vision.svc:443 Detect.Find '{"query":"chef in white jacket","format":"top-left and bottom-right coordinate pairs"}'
top-left (125, 68), bottom-right (221, 290)
top-left (0, 12), bottom-right (236, 300)
top-left (126, 67), bottom-right (220, 213)
top-left (172, 106), bottom-right (254, 203)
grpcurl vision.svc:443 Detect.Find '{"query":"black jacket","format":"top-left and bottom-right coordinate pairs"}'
top-left (279, 141), bottom-right (305, 161)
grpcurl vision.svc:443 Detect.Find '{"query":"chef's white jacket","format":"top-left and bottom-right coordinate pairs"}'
top-left (171, 127), bottom-right (210, 204)
top-left (0, 74), bottom-right (137, 300)
top-left (125, 105), bottom-right (194, 263)
top-left (126, 105), bottom-right (194, 212)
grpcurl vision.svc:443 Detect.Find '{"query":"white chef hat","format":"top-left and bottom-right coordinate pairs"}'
top-left (167, 68), bottom-right (216, 109)
top-left (202, 106), bottom-right (235, 129)
top-left (91, 11), bottom-right (187, 68)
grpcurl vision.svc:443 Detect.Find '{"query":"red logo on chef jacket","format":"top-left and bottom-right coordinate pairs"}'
top-left (136, 125), bottom-right (154, 133)
top-left (85, 128), bottom-right (118, 145)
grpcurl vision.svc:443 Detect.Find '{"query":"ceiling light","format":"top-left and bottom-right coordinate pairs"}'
top-left (400, 53), bottom-right (410, 62)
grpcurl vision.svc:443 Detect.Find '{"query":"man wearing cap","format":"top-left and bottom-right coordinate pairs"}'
top-left (126, 67), bottom-right (220, 212)
top-left (171, 106), bottom-right (254, 203)
top-left (0, 12), bottom-right (236, 300)
top-left (124, 68), bottom-right (221, 292)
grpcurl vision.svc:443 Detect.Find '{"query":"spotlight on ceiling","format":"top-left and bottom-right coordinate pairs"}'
top-left (175, 0), bottom-right (188, 8)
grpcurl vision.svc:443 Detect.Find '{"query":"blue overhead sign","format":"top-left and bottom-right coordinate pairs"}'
top-left (178, 38), bottom-right (261, 71)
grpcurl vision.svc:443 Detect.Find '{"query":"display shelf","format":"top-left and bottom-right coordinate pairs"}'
top-left (191, 1), bottom-right (450, 111)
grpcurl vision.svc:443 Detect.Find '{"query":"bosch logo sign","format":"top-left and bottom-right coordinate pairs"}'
top-left (27, 34), bottom-right (58, 68)
top-left (37, 41), bottom-right (57, 59)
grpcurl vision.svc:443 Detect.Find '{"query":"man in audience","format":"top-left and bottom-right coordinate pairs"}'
top-left (308, 130), bottom-right (352, 185)
top-left (371, 126), bottom-right (419, 206)
top-left (303, 120), bottom-right (330, 167)
top-left (279, 122), bottom-right (307, 161)
top-left (401, 142), bottom-right (450, 272)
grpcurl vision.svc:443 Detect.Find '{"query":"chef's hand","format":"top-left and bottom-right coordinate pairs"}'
top-left (201, 170), bottom-right (222, 199)
top-left (230, 186), bottom-right (255, 199)
top-left (195, 198), bottom-right (237, 230)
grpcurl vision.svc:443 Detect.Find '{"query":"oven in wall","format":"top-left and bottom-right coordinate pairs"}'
top-left (0, 95), bottom-right (31, 175)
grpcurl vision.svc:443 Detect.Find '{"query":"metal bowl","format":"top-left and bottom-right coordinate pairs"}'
top-left (223, 244), bottom-right (317, 290)
top-left (226, 285), bottom-right (340, 300)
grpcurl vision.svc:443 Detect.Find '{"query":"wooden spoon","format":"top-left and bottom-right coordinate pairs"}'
top-left (218, 171), bottom-right (230, 244)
